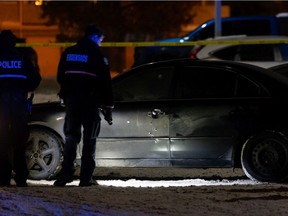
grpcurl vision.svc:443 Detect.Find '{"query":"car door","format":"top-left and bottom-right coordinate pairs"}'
top-left (96, 66), bottom-right (174, 167)
top-left (169, 65), bottom-right (257, 167)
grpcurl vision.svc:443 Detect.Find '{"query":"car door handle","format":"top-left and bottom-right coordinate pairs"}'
top-left (148, 109), bottom-right (165, 119)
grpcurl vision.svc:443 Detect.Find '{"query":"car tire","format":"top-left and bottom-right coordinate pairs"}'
top-left (241, 131), bottom-right (288, 182)
top-left (26, 127), bottom-right (63, 180)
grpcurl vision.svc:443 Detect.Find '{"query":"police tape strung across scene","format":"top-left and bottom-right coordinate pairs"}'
top-left (0, 60), bottom-right (22, 69)
top-left (15, 39), bottom-right (288, 48)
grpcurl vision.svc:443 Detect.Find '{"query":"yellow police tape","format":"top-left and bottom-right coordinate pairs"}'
top-left (15, 40), bottom-right (288, 47)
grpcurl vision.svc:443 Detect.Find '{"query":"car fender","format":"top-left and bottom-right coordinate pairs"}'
top-left (28, 121), bottom-right (65, 147)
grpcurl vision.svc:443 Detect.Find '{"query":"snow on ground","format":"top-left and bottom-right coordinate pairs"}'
top-left (1, 168), bottom-right (288, 216)
top-left (27, 178), bottom-right (261, 188)
top-left (0, 170), bottom-right (287, 216)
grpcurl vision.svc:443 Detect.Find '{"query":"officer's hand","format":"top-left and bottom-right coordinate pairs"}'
top-left (101, 108), bottom-right (113, 125)
top-left (27, 93), bottom-right (34, 114)
top-left (58, 92), bottom-right (66, 107)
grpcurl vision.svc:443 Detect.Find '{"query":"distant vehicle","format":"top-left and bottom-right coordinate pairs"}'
top-left (27, 59), bottom-right (288, 183)
top-left (268, 62), bottom-right (288, 77)
top-left (190, 35), bottom-right (288, 68)
top-left (133, 14), bottom-right (288, 67)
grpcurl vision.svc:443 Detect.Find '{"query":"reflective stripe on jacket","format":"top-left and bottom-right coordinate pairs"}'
top-left (64, 70), bottom-right (97, 77)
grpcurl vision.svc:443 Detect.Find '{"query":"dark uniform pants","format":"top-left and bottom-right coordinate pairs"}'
top-left (62, 94), bottom-right (101, 182)
top-left (0, 91), bottom-right (29, 185)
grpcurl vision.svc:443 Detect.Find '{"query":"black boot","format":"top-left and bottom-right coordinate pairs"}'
top-left (54, 174), bottom-right (74, 187)
top-left (79, 178), bottom-right (98, 187)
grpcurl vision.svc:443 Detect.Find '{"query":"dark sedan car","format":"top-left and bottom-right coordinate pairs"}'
top-left (27, 59), bottom-right (288, 183)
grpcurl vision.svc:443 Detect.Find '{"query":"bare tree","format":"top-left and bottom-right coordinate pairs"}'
top-left (224, 1), bottom-right (288, 17)
top-left (40, 1), bottom-right (197, 42)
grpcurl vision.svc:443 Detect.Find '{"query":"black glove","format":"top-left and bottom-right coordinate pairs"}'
top-left (101, 108), bottom-right (113, 125)
top-left (27, 93), bottom-right (34, 114)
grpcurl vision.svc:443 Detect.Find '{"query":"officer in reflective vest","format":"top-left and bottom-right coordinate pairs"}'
top-left (54, 25), bottom-right (114, 187)
top-left (0, 30), bottom-right (41, 187)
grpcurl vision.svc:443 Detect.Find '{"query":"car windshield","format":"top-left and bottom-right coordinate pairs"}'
top-left (185, 19), bottom-right (272, 41)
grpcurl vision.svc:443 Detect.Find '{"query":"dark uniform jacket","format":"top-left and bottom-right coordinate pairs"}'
top-left (0, 47), bottom-right (41, 94)
top-left (57, 37), bottom-right (114, 108)
top-left (0, 45), bottom-right (41, 186)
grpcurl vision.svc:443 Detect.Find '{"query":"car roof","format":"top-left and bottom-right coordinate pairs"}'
top-left (205, 35), bottom-right (288, 41)
top-left (192, 35), bottom-right (288, 60)
top-left (116, 58), bottom-right (288, 86)
top-left (269, 62), bottom-right (288, 71)
top-left (268, 62), bottom-right (288, 75)
top-left (121, 58), bottom-right (267, 74)
top-left (114, 59), bottom-right (288, 97)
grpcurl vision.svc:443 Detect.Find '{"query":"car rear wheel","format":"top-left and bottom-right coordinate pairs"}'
top-left (26, 127), bottom-right (63, 180)
top-left (241, 131), bottom-right (288, 182)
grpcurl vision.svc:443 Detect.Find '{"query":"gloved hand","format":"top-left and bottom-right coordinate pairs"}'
top-left (27, 93), bottom-right (34, 114)
top-left (101, 107), bottom-right (113, 125)
top-left (58, 92), bottom-right (66, 107)
top-left (59, 98), bottom-right (65, 107)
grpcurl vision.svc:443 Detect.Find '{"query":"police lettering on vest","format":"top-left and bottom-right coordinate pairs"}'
top-left (0, 60), bottom-right (22, 69)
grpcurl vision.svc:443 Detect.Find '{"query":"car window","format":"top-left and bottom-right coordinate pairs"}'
top-left (213, 44), bottom-right (275, 61)
top-left (236, 75), bottom-right (263, 97)
top-left (113, 67), bottom-right (174, 101)
top-left (176, 66), bottom-right (237, 98)
top-left (193, 19), bottom-right (272, 41)
top-left (210, 46), bottom-right (238, 60)
top-left (176, 66), bottom-right (266, 98)
top-left (237, 45), bottom-right (275, 61)
top-left (278, 44), bottom-right (288, 61)
top-left (222, 20), bottom-right (272, 36)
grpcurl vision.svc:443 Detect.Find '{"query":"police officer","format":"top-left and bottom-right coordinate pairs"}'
top-left (54, 25), bottom-right (114, 187)
top-left (0, 30), bottom-right (41, 187)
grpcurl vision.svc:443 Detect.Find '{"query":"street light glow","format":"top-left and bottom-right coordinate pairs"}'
top-left (35, 0), bottom-right (43, 6)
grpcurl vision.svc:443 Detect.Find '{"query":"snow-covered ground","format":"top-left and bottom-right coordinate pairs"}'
top-left (28, 178), bottom-right (261, 188)
top-left (2, 168), bottom-right (288, 216)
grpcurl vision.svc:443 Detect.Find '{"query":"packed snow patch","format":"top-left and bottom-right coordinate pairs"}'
top-left (27, 178), bottom-right (262, 187)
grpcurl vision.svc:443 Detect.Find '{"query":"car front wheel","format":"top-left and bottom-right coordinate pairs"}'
top-left (26, 127), bottom-right (63, 180)
top-left (241, 131), bottom-right (288, 183)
